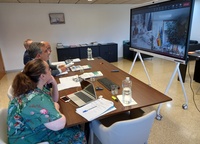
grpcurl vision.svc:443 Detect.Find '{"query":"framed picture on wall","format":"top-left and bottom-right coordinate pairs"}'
top-left (49, 13), bottom-right (65, 24)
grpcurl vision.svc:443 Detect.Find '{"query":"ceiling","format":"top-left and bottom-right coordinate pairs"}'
top-left (0, 0), bottom-right (161, 5)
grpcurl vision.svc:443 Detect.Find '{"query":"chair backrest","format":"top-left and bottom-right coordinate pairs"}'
top-left (7, 85), bottom-right (14, 101)
top-left (91, 110), bottom-right (156, 144)
top-left (0, 108), bottom-right (49, 144)
top-left (0, 108), bottom-right (8, 144)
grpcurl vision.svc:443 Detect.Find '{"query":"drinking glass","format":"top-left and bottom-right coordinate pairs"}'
top-left (111, 85), bottom-right (118, 95)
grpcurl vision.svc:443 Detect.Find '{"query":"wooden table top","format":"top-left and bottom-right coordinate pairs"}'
top-left (56, 58), bottom-right (172, 127)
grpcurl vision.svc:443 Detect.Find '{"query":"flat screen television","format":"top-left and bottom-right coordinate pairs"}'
top-left (130, 0), bottom-right (194, 64)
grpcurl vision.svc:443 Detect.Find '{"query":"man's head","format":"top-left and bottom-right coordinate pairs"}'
top-left (40, 41), bottom-right (51, 61)
top-left (24, 39), bottom-right (33, 50)
top-left (28, 42), bottom-right (51, 61)
top-left (41, 41), bottom-right (52, 53)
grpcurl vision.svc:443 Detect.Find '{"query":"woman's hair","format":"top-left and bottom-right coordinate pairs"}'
top-left (12, 59), bottom-right (47, 97)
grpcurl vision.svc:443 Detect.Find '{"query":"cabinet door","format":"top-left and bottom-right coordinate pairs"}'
top-left (99, 44), bottom-right (118, 62)
top-left (0, 49), bottom-right (5, 80)
top-left (79, 46), bottom-right (99, 59)
top-left (123, 44), bottom-right (134, 60)
top-left (57, 47), bottom-right (79, 61)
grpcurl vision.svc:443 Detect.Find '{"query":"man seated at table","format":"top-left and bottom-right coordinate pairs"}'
top-left (23, 39), bottom-right (33, 65)
top-left (28, 42), bottom-right (67, 76)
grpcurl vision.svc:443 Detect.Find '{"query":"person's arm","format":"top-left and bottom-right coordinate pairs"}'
top-left (50, 64), bottom-right (67, 76)
top-left (47, 76), bottom-right (59, 102)
top-left (47, 60), bottom-right (60, 76)
top-left (51, 69), bottom-right (60, 76)
top-left (58, 65), bottom-right (67, 72)
top-left (48, 60), bottom-right (67, 76)
top-left (44, 102), bottom-right (66, 131)
top-left (49, 64), bottom-right (60, 76)
top-left (23, 92), bottom-right (66, 132)
top-left (23, 50), bottom-right (31, 65)
top-left (44, 114), bottom-right (66, 131)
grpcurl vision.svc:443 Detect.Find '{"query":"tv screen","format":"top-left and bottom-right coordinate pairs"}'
top-left (130, 0), bottom-right (194, 64)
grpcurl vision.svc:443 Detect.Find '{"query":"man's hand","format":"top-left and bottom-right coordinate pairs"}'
top-left (58, 65), bottom-right (67, 72)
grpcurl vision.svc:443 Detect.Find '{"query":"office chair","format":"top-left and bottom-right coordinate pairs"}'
top-left (0, 108), bottom-right (7, 144)
top-left (0, 108), bottom-right (49, 144)
top-left (7, 85), bottom-right (14, 101)
top-left (89, 110), bottom-right (156, 144)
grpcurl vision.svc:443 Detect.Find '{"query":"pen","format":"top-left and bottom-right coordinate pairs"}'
top-left (111, 70), bottom-right (119, 72)
top-left (112, 96), bottom-right (118, 102)
top-left (83, 106), bottom-right (97, 113)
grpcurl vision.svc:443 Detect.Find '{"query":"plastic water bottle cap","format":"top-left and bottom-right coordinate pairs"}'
top-left (126, 77), bottom-right (130, 81)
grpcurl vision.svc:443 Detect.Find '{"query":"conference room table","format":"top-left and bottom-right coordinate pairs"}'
top-left (56, 58), bottom-right (172, 127)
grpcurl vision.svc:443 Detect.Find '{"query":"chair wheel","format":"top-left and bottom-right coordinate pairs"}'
top-left (182, 104), bottom-right (188, 110)
top-left (156, 114), bottom-right (162, 121)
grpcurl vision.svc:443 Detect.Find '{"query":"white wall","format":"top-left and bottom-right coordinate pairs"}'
top-left (0, 1), bottom-right (199, 71)
top-left (190, 0), bottom-right (200, 41)
top-left (0, 4), bottom-right (133, 71)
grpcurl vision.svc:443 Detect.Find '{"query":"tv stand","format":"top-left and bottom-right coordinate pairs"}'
top-left (156, 62), bottom-right (188, 120)
top-left (129, 50), bottom-right (188, 120)
top-left (123, 42), bottom-right (153, 61)
top-left (129, 51), bottom-right (151, 86)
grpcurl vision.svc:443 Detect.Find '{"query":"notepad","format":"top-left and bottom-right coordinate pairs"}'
top-left (117, 95), bottom-right (137, 107)
top-left (76, 98), bottom-right (116, 121)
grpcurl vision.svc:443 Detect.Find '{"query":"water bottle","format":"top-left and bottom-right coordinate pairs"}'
top-left (87, 48), bottom-right (92, 60)
top-left (122, 77), bottom-right (132, 104)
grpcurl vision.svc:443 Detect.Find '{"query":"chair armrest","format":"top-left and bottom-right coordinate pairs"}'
top-left (91, 120), bottom-right (108, 134)
top-left (0, 139), bottom-right (6, 144)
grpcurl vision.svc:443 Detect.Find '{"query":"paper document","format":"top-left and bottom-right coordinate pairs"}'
top-left (65, 59), bottom-right (75, 67)
top-left (51, 61), bottom-right (65, 65)
top-left (70, 65), bottom-right (91, 72)
top-left (72, 58), bottom-right (81, 62)
top-left (79, 71), bottom-right (103, 80)
top-left (56, 70), bottom-right (68, 76)
top-left (76, 98), bottom-right (116, 121)
top-left (57, 75), bottom-right (81, 91)
top-left (51, 61), bottom-right (74, 68)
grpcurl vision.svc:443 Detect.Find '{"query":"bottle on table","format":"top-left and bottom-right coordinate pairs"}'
top-left (87, 48), bottom-right (93, 60)
top-left (122, 77), bottom-right (132, 104)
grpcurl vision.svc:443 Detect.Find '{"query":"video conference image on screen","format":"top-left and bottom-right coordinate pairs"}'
top-left (130, 5), bottom-right (191, 60)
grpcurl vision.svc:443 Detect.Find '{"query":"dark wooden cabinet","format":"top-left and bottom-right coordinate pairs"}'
top-left (0, 49), bottom-right (5, 80)
top-left (57, 43), bottom-right (118, 62)
top-left (123, 43), bottom-right (134, 60)
top-left (99, 43), bottom-right (118, 62)
top-left (194, 59), bottom-right (200, 83)
top-left (57, 47), bottom-right (79, 61)
top-left (79, 46), bottom-right (99, 59)
top-left (123, 43), bottom-right (152, 61)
